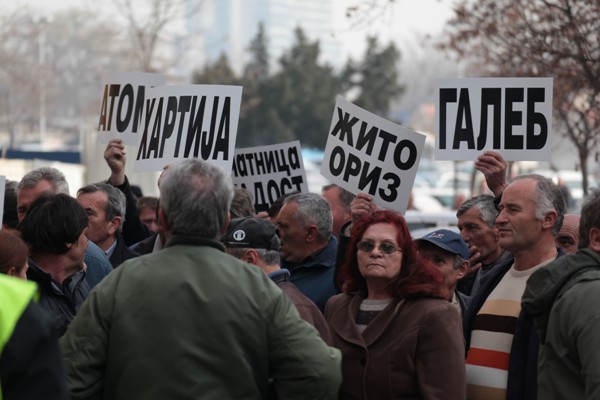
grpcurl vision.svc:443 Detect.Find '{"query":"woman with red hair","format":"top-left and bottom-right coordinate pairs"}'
top-left (0, 230), bottom-right (29, 279)
top-left (325, 208), bottom-right (465, 399)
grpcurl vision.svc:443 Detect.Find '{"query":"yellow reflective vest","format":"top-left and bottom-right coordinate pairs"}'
top-left (0, 275), bottom-right (38, 400)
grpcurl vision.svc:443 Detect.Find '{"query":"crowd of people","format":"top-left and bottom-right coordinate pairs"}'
top-left (1, 139), bottom-right (598, 400)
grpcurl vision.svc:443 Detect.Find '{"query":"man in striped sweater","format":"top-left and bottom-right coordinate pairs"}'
top-left (463, 174), bottom-right (566, 400)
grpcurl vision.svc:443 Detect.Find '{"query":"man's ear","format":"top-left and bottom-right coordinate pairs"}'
top-left (244, 248), bottom-right (259, 265)
top-left (306, 225), bottom-right (319, 242)
top-left (158, 207), bottom-right (171, 232)
top-left (542, 210), bottom-right (558, 230)
top-left (108, 216), bottom-right (123, 236)
top-left (589, 227), bottom-right (600, 253)
top-left (457, 260), bottom-right (469, 280)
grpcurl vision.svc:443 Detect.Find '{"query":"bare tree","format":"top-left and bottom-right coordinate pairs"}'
top-left (440, 0), bottom-right (600, 194)
top-left (111, 0), bottom-right (202, 72)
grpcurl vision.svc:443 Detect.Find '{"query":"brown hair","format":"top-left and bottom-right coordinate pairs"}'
top-left (0, 230), bottom-right (29, 275)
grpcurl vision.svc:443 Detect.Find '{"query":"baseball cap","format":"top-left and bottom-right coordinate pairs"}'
top-left (221, 217), bottom-right (280, 251)
top-left (416, 229), bottom-right (469, 260)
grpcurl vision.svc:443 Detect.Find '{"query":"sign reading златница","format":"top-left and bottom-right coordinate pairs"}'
top-left (232, 141), bottom-right (309, 213)
top-left (436, 77), bottom-right (553, 161)
top-left (321, 95), bottom-right (426, 214)
top-left (133, 84), bottom-right (243, 173)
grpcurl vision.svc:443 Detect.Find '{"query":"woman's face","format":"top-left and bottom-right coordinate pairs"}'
top-left (16, 261), bottom-right (29, 280)
top-left (357, 223), bottom-right (403, 282)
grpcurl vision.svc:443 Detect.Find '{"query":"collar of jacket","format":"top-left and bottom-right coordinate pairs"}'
top-left (27, 258), bottom-right (86, 296)
top-left (165, 234), bottom-right (226, 252)
top-left (329, 294), bottom-right (405, 347)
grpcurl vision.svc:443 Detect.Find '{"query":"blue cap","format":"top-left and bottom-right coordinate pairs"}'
top-left (416, 229), bottom-right (469, 260)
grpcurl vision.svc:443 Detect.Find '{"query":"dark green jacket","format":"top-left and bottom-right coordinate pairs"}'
top-left (523, 249), bottom-right (600, 400)
top-left (61, 235), bottom-right (341, 400)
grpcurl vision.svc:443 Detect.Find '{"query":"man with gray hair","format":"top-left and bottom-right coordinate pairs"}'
top-left (17, 167), bottom-right (112, 287)
top-left (523, 188), bottom-right (600, 399)
top-left (77, 183), bottom-right (139, 268)
top-left (276, 192), bottom-right (339, 311)
top-left (61, 159), bottom-right (342, 400)
top-left (464, 173), bottom-right (566, 400)
top-left (456, 194), bottom-right (513, 296)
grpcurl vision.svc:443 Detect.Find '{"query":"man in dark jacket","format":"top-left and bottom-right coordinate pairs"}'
top-left (276, 192), bottom-right (338, 311)
top-left (222, 217), bottom-right (333, 344)
top-left (522, 188), bottom-right (600, 399)
top-left (18, 193), bottom-right (90, 336)
top-left (77, 183), bottom-right (139, 268)
top-left (17, 167), bottom-right (112, 287)
top-left (463, 172), bottom-right (566, 400)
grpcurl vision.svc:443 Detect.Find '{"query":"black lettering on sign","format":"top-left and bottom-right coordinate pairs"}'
top-left (479, 88), bottom-right (501, 150)
top-left (438, 88), bottom-right (457, 150)
top-left (330, 107), bottom-right (359, 146)
top-left (355, 121), bottom-right (378, 156)
top-left (357, 161), bottom-right (382, 196)
top-left (453, 88), bottom-right (475, 150)
top-left (393, 140), bottom-right (417, 171)
top-left (115, 84), bottom-right (134, 132)
top-left (379, 172), bottom-right (400, 202)
top-left (146, 97), bottom-right (164, 159)
top-left (504, 88), bottom-right (524, 150)
top-left (526, 88), bottom-right (547, 149)
top-left (185, 96), bottom-right (207, 158)
top-left (173, 96), bottom-right (192, 157)
top-left (136, 98), bottom-right (156, 160)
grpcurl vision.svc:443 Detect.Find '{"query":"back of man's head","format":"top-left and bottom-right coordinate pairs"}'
top-left (283, 192), bottom-right (333, 241)
top-left (222, 217), bottom-right (281, 266)
top-left (18, 193), bottom-right (88, 255)
top-left (18, 167), bottom-right (69, 194)
top-left (159, 159), bottom-right (233, 238)
top-left (578, 188), bottom-right (600, 249)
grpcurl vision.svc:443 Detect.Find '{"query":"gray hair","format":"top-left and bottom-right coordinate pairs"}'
top-left (578, 188), bottom-right (600, 249)
top-left (511, 174), bottom-right (565, 235)
top-left (18, 167), bottom-right (70, 194)
top-left (456, 194), bottom-right (498, 228)
top-left (283, 192), bottom-right (333, 241)
top-left (159, 159), bottom-right (233, 238)
top-left (322, 183), bottom-right (355, 211)
top-left (453, 255), bottom-right (465, 270)
top-left (228, 247), bottom-right (281, 265)
top-left (77, 183), bottom-right (126, 232)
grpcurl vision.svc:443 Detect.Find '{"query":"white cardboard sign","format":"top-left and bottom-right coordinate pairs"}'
top-left (321, 96), bottom-right (426, 213)
top-left (133, 84), bottom-right (243, 173)
top-left (97, 72), bottom-right (165, 145)
top-left (436, 77), bottom-right (553, 161)
top-left (232, 141), bottom-right (309, 213)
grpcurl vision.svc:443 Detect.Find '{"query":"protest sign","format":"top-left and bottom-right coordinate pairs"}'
top-left (232, 141), bottom-right (309, 212)
top-left (321, 96), bottom-right (426, 213)
top-left (97, 72), bottom-right (165, 145)
top-left (133, 84), bottom-right (243, 173)
top-left (436, 77), bottom-right (553, 161)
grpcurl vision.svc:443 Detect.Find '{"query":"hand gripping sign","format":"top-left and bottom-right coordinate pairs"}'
top-left (436, 77), bottom-right (553, 161)
top-left (321, 96), bottom-right (426, 214)
top-left (133, 84), bottom-right (243, 173)
top-left (232, 141), bottom-right (309, 213)
top-left (97, 72), bottom-right (165, 145)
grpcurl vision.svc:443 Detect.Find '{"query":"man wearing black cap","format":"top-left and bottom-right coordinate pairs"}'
top-left (416, 229), bottom-right (470, 317)
top-left (223, 217), bottom-right (332, 344)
